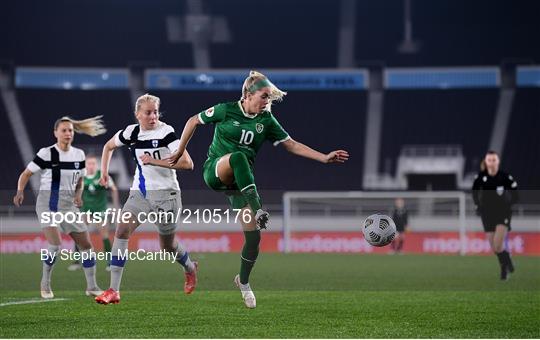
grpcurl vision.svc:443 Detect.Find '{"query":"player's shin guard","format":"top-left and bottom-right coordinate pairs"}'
top-left (240, 230), bottom-right (261, 284)
top-left (110, 237), bottom-right (128, 291)
top-left (229, 152), bottom-right (262, 213)
top-left (80, 248), bottom-right (98, 288)
top-left (42, 244), bottom-right (60, 284)
top-left (175, 241), bottom-right (195, 272)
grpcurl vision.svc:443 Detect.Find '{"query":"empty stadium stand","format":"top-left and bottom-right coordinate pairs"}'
top-left (1, 0), bottom-right (193, 68)
top-left (0, 96), bottom-right (25, 191)
top-left (503, 89), bottom-right (540, 189)
top-left (380, 89), bottom-right (499, 175)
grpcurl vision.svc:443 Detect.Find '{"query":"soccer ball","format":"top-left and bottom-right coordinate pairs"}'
top-left (362, 214), bottom-right (396, 247)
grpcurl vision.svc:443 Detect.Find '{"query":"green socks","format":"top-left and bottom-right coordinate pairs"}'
top-left (103, 237), bottom-right (112, 253)
top-left (240, 230), bottom-right (261, 284)
top-left (230, 152), bottom-right (263, 283)
top-left (229, 152), bottom-right (262, 212)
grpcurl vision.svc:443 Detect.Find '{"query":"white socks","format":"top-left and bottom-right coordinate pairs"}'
top-left (79, 248), bottom-right (98, 289)
top-left (41, 244), bottom-right (59, 286)
top-left (175, 242), bottom-right (195, 272)
top-left (109, 237), bottom-right (128, 291)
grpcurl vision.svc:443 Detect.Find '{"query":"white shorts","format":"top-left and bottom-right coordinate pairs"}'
top-left (122, 190), bottom-right (182, 235)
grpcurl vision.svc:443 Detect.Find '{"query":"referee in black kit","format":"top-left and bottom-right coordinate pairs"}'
top-left (390, 198), bottom-right (408, 254)
top-left (472, 151), bottom-right (518, 280)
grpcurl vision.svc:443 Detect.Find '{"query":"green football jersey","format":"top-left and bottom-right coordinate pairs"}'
top-left (198, 101), bottom-right (290, 166)
top-left (82, 170), bottom-right (109, 212)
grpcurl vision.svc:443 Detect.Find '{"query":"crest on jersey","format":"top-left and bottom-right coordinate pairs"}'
top-left (256, 123), bottom-right (264, 134)
top-left (74, 162), bottom-right (80, 169)
top-left (496, 186), bottom-right (504, 196)
top-left (205, 107), bottom-right (215, 117)
top-left (152, 140), bottom-right (159, 148)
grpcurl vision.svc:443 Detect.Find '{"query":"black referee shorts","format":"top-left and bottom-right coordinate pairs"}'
top-left (481, 213), bottom-right (512, 232)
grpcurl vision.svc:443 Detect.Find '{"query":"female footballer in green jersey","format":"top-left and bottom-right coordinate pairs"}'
top-left (69, 155), bottom-right (120, 271)
top-left (168, 71), bottom-right (349, 308)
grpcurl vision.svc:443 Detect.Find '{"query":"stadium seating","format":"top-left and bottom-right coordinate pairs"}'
top-left (207, 0), bottom-right (339, 68)
top-left (380, 89), bottom-right (499, 174)
top-left (355, 1), bottom-right (540, 66)
top-left (0, 96), bottom-right (25, 192)
top-left (503, 89), bottom-right (540, 189)
top-left (1, 0), bottom-right (193, 68)
top-left (5, 0), bottom-right (536, 69)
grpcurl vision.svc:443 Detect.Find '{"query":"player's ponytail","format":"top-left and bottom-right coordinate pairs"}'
top-left (54, 115), bottom-right (107, 137)
top-left (242, 70), bottom-right (287, 112)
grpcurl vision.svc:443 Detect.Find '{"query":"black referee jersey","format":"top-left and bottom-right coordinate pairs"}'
top-left (472, 170), bottom-right (518, 230)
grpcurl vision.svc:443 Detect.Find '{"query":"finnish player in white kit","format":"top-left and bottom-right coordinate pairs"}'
top-left (13, 116), bottom-right (106, 299)
top-left (95, 94), bottom-right (198, 304)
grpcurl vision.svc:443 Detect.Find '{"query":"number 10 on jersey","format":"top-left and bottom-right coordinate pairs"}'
top-left (239, 129), bottom-right (254, 145)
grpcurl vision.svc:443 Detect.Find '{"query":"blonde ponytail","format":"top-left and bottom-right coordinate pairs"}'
top-left (242, 70), bottom-right (287, 111)
top-left (54, 115), bottom-right (106, 137)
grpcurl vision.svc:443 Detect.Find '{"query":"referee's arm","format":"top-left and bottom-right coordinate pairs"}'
top-left (472, 175), bottom-right (482, 208)
top-left (506, 174), bottom-right (519, 205)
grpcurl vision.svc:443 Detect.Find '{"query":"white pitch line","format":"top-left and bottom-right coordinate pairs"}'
top-left (0, 298), bottom-right (69, 307)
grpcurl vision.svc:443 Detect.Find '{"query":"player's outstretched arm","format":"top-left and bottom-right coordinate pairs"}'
top-left (74, 176), bottom-right (84, 208)
top-left (13, 169), bottom-right (33, 207)
top-left (281, 138), bottom-right (349, 164)
top-left (109, 181), bottom-right (120, 209)
top-left (166, 114), bottom-right (201, 166)
top-left (100, 136), bottom-right (119, 187)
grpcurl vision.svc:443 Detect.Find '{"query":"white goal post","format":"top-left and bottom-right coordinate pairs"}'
top-left (282, 191), bottom-right (467, 255)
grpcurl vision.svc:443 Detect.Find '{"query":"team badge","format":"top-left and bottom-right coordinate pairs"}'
top-left (256, 123), bottom-right (264, 134)
top-left (152, 140), bottom-right (159, 148)
top-left (496, 186), bottom-right (504, 196)
top-left (205, 107), bottom-right (214, 117)
top-left (482, 176), bottom-right (487, 182)
top-left (74, 162), bottom-right (80, 169)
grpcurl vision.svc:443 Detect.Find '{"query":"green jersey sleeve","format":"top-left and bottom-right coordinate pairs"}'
top-left (198, 103), bottom-right (227, 124)
top-left (267, 114), bottom-right (291, 146)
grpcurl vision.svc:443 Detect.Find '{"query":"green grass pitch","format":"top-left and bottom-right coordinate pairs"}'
top-left (1, 253), bottom-right (539, 338)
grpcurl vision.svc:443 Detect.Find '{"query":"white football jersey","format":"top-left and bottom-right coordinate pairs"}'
top-left (27, 144), bottom-right (86, 209)
top-left (114, 122), bottom-right (180, 194)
